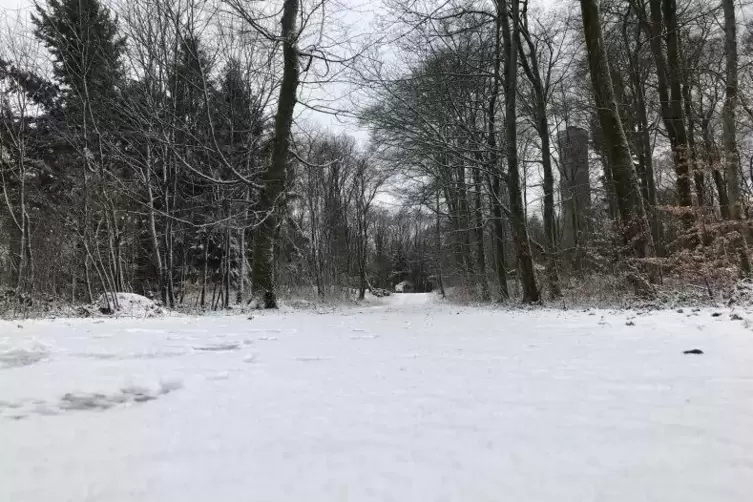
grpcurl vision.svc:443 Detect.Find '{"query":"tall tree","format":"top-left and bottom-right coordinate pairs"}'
top-left (580, 0), bottom-right (656, 285)
top-left (517, 4), bottom-right (565, 298)
top-left (500, 0), bottom-right (540, 303)
top-left (33, 0), bottom-right (125, 115)
top-left (722, 0), bottom-right (751, 274)
top-left (252, 0), bottom-right (300, 308)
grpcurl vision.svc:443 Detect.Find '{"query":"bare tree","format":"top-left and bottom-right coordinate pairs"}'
top-left (580, 0), bottom-right (656, 293)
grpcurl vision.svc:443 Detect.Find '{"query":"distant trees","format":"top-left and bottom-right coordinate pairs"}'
top-left (3, 0), bottom-right (753, 312)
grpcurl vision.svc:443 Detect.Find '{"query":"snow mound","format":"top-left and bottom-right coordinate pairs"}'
top-left (97, 293), bottom-right (167, 318)
top-left (726, 278), bottom-right (753, 306)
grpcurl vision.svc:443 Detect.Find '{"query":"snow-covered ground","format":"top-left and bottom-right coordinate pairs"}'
top-left (2, 294), bottom-right (753, 501)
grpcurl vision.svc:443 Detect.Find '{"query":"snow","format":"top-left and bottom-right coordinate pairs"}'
top-left (2, 295), bottom-right (753, 501)
top-left (97, 292), bottom-right (166, 317)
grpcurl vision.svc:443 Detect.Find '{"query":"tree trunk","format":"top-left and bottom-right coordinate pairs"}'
top-left (683, 82), bottom-right (704, 207)
top-left (580, 0), bottom-right (656, 282)
top-left (722, 0), bottom-right (751, 275)
top-left (640, 0), bottom-right (693, 212)
top-left (538, 110), bottom-right (561, 298)
top-left (237, 186), bottom-right (249, 304)
top-left (486, 15), bottom-right (509, 302)
top-left (251, 0), bottom-right (299, 309)
top-left (435, 190), bottom-right (446, 299)
top-left (472, 167), bottom-right (490, 301)
top-left (501, 0), bottom-right (539, 303)
top-left (201, 232), bottom-right (209, 308)
top-left (518, 13), bottom-right (561, 299)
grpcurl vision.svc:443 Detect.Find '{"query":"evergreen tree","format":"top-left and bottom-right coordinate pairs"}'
top-left (32, 0), bottom-right (125, 115)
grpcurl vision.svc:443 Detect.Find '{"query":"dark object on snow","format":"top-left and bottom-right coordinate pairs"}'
top-left (711, 312), bottom-right (722, 317)
top-left (626, 321), bottom-right (635, 326)
top-left (731, 313), bottom-right (743, 321)
top-left (683, 349), bottom-right (704, 355)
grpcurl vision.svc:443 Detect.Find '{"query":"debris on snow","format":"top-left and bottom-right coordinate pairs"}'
top-left (683, 349), bottom-right (704, 355)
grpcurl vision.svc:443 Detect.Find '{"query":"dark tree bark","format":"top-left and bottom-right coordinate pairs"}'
top-left (472, 166), bottom-right (490, 301)
top-left (634, 0), bottom-right (693, 211)
top-left (487, 6), bottom-right (509, 302)
top-left (722, 0), bottom-right (751, 275)
top-left (518, 10), bottom-right (561, 299)
top-left (500, 0), bottom-right (539, 303)
top-left (252, 0), bottom-right (299, 308)
top-left (580, 0), bottom-right (656, 270)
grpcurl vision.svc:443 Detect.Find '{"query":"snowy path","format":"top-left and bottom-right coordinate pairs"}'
top-left (2, 297), bottom-right (753, 501)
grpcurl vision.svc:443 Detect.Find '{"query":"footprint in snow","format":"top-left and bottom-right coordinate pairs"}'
top-left (3, 379), bottom-right (184, 419)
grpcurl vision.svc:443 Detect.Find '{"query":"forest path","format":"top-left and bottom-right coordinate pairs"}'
top-left (1, 305), bottom-right (753, 501)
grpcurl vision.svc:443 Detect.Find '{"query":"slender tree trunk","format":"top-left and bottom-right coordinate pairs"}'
top-left (517, 14), bottom-right (561, 298)
top-left (144, 143), bottom-right (166, 304)
top-left (237, 186), bottom-right (249, 304)
top-left (485, 16), bottom-right (509, 302)
top-left (456, 165), bottom-right (476, 285)
top-left (538, 112), bottom-right (561, 299)
top-left (640, 0), bottom-right (693, 211)
top-left (435, 190), bottom-right (446, 299)
top-left (472, 167), bottom-right (490, 301)
top-left (722, 0), bottom-right (751, 275)
top-left (16, 191), bottom-right (26, 291)
top-left (251, 0), bottom-right (299, 308)
top-left (201, 232), bottom-right (209, 308)
top-left (702, 114), bottom-right (730, 218)
top-left (224, 223), bottom-right (231, 308)
top-left (84, 255), bottom-right (93, 304)
top-left (580, 0), bottom-right (656, 292)
top-left (24, 212), bottom-right (33, 292)
top-left (635, 80), bottom-right (662, 254)
top-left (501, 0), bottom-right (539, 303)
top-left (683, 82), bottom-right (704, 206)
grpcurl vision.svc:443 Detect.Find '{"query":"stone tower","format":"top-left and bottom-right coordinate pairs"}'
top-left (557, 127), bottom-right (591, 251)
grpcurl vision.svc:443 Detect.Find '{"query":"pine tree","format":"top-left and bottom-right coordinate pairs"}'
top-left (32, 0), bottom-right (125, 115)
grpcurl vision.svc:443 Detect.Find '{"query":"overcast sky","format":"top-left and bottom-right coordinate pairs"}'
top-left (0, 0), bottom-right (556, 144)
